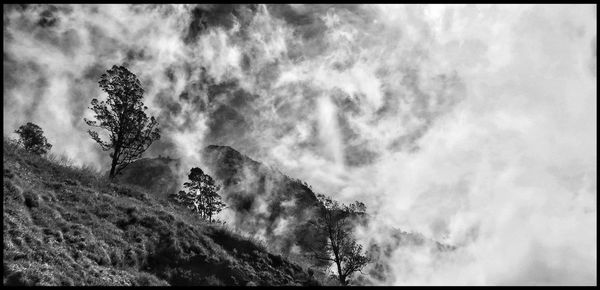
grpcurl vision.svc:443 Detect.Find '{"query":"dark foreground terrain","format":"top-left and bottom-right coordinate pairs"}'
top-left (2, 139), bottom-right (319, 286)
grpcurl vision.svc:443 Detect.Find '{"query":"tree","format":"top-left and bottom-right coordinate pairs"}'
top-left (170, 167), bottom-right (226, 223)
top-left (14, 122), bottom-right (52, 155)
top-left (84, 65), bottom-right (160, 179)
top-left (310, 193), bottom-right (370, 286)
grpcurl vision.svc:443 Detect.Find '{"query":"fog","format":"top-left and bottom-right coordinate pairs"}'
top-left (3, 4), bottom-right (596, 285)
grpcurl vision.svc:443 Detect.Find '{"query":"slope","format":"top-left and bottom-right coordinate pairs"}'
top-left (2, 139), bottom-right (319, 286)
top-left (117, 145), bottom-right (328, 257)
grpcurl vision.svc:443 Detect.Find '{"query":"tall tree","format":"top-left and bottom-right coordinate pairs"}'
top-left (170, 167), bottom-right (226, 223)
top-left (84, 65), bottom-right (160, 179)
top-left (310, 194), bottom-right (370, 286)
top-left (14, 122), bottom-right (52, 155)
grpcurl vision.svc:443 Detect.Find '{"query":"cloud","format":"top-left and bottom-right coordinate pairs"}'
top-left (3, 4), bottom-right (596, 285)
top-left (347, 4), bottom-right (596, 285)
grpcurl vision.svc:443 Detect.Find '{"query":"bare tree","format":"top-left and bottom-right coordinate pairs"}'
top-left (84, 65), bottom-right (160, 179)
top-left (310, 193), bottom-right (370, 285)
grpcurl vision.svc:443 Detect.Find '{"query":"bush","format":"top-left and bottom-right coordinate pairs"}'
top-left (23, 191), bottom-right (40, 208)
top-left (4, 179), bottom-right (24, 204)
top-left (4, 168), bottom-right (15, 179)
top-left (3, 137), bottom-right (317, 286)
top-left (14, 122), bottom-right (52, 155)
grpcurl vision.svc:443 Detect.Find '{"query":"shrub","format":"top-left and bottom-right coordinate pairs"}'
top-left (14, 122), bottom-right (52, 155)
top-left (4, 179), bottom-right (24, 204)
top-left (4, 168), bottom-right (15, 179)
top-left (23, 191), bottom-right (40, 208)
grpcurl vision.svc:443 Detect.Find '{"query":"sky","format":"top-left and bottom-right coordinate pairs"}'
top-left (3, 4), bottom-right (597, 285)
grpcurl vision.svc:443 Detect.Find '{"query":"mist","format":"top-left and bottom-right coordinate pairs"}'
top-left (3, 4), bottom-right (596, 285)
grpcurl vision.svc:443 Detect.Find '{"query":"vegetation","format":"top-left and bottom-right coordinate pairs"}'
top-left (7, 117), bottom-right (372, 286)
top-left (3, 138), bottom-right (318, 286)
top-left (310, 193), bottom-right (371, 286)
top-left (201, 145), bottom-right (329, 258)
top-left (169, 167), bottom-right (226, 223)
top-left (14, 122), bottom-right (52, 155)
top-left (84, 65), bottom-right (160, 179)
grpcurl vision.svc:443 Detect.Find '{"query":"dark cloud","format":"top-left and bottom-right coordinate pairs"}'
top-left (183, 4), bottom-right (258, 44)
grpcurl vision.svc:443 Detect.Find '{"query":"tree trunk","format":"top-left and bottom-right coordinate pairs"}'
top-left (335, 258), bottom-right (346, 285)
top-left (109, 165), bottom-right (116, 179)
top-left (334, 247), bottom-right (348, 285)
top-left (208, 198), bottom-right (212, 223)
top-left (109, 151), bottom-right (119, 179)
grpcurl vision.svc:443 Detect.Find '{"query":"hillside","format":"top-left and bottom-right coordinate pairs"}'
top-left (114, 156), bottom-right (181, 201)
top-left (201, 145), bottom-right (327, 256)
top-left (2, 139), bottom-right (319, 286)
top-left (118, 145), bottom-right (328, 257)
top-left (114, 144), bottom-right (457, 285)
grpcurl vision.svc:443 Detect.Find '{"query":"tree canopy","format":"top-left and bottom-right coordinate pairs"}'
top-left (170, 167), bottom-right (226, 223)
top-left (84, 65), bottom-right (160, 179)
top-left (14, 122), bottom-right (52, 155)
top-left (310, 193), bottom-right (370, 285)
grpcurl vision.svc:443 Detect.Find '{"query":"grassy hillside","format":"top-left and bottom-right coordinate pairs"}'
top-left (2, 139), bottom-right (319, 286)
top-left (116, 145), bottom-right (329, 258)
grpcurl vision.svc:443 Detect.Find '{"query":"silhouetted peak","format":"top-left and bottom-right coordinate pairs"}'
top-left (203, 144), bottom-right (262, 170)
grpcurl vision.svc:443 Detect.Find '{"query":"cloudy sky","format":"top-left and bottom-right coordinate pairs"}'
top-left (3, 4), bottom-right (596, 285)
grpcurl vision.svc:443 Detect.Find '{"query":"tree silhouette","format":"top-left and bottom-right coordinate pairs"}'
top-left (84, 65), bottom-right (160, 179)
top-left (14, 122), bottom-right (52, 155)
top-left (170, 167), bottom-right (226, 223)
top-left (310, 193), bottom-right (370, 286)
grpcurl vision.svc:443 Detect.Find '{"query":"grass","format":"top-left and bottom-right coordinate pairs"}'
top-left (3, 138), bottom-right (319, 286)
